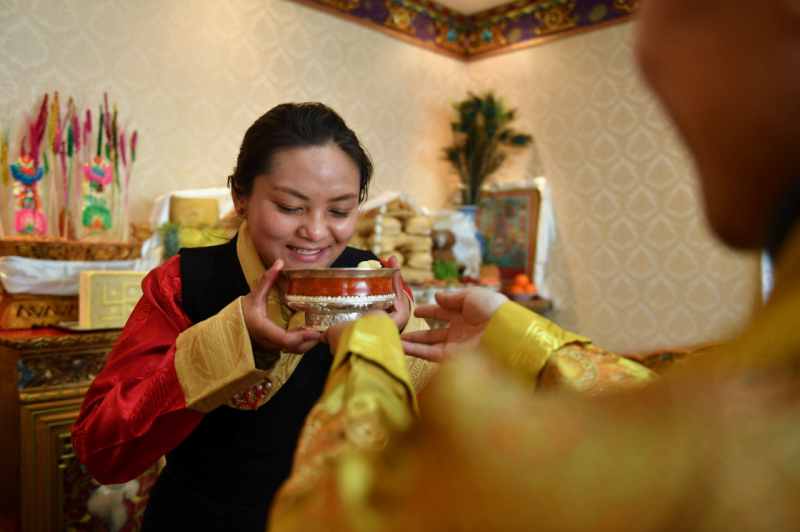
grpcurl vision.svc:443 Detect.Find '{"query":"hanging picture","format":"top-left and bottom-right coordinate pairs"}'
top-left (476, 187), bottom-right (541, 282)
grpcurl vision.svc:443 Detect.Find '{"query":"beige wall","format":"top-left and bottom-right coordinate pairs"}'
top-left (0, 0), bottom-right (463, 221)
top-left (0, 1), bottom-right (758, 352)
top-left (465, 23), bottom-right (759, 352)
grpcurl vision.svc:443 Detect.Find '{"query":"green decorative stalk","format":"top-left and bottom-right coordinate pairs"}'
top-left (443, 92), bottom-right (532, 205)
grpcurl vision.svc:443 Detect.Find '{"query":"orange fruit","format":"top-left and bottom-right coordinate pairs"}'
top-left (513, 273), bottom-right (530, 286)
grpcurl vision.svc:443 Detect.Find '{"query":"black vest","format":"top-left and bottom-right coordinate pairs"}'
top-left (142, 237), bottom-right (377, 532)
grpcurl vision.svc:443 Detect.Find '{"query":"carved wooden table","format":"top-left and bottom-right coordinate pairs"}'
top-left (0, 328), bottom-right (159, 532)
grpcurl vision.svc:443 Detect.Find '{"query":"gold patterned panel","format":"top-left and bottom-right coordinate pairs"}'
top-left (19, 397), bottom-right (83, 532)
top-left (613, 0), bottom-right (640, 14)
top-left (0, 330), bottom-right (121, 352)
top-left (17, 350), bottom-right (107, 392)
top-left (18, 397), bottom-right (159, 532)
top-left (535, 0), bottom-right (577, 35)
top-left (318, 0), bottom-right (360, 10)
top-left (78, 271), bottom-right (145, 329)
top-left (0, 291), bottom-right (78, 329)
top-left (385, 1), bottom-right (417, 35)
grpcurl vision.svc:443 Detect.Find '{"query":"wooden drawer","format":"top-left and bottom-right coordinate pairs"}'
top-left (1, 328), bottom-right (160, 532)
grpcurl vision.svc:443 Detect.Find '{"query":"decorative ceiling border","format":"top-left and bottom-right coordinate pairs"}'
top-left (290, 0), bottom-right (639, 60)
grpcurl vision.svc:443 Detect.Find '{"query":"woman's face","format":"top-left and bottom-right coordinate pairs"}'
top-left (235, 143), bottom-right (361, 270)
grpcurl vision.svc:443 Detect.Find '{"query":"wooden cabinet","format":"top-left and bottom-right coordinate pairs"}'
top-left (0, 329), bottom-right (159, 532)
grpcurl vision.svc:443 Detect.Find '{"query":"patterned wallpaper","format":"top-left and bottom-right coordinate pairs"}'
top-left (0, 0), bottom-right (464, 222)
top-left (0, 0), bottom-right (758, 351)
top-left (466, 23), bottom-right (760, 352)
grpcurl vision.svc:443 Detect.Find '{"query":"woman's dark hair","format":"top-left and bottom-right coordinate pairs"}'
top-left (228, 102), bottom-right (372, 202)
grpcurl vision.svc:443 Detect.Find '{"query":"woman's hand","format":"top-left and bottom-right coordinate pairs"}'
top-left (242, 259), bottom-right (321, 353)
top-left (383, 255), bottom-right (411, 331)
top-left (321, 318), bottom-right (352, 354)
top-left (400, 287), bottom-right (508, 362)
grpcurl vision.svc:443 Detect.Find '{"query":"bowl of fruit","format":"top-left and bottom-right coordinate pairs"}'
top-left (505, 273), bottom-right (537, 302)
top-left (280, 261), bottom-right (396, 330)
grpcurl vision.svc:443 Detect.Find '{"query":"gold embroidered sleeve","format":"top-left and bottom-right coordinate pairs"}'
top-left (480, 302), bottom-right (656, 390)
top-left (174, 297), bottom-right (268, 413)
top-left (539, 343), bottom-right (657, 394)
top-left (480, 301), bottom-right (590, 386)
top-left (331, 313), bottom-right (417, 413)
top-left (270, 313), bottom-right (415, 531)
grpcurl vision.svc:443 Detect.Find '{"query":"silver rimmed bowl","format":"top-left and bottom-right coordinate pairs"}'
top-left (281, 268), bottom-right (397, 330)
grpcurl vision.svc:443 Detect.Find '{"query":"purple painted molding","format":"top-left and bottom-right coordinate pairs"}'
top-left (291, 0), bottom-right (638, 60)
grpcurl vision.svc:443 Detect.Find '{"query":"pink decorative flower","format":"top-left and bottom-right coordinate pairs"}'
top-left (83, 156), bottom-right (113, 186)
top-left (15, 208), bottom-right (47, 235)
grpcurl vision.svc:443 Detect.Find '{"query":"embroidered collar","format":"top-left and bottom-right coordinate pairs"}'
top-left (236, 221), bottom-right (293, 329)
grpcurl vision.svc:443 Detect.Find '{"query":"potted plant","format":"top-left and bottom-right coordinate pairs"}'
top-left (443, 92), bottom-right (533, 206)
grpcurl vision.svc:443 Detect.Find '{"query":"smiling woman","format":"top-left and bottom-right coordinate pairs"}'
top-left (228, 103), bottom-right (373, 270)
top-left (70, 103), bottom-right (435, 532)
top-left (236, 144), bottom-right (361, 269)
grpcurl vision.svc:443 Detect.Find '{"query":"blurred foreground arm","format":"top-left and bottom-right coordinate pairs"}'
top-left (270, 307), bottom-right (800, 531)
top-left (402, 287), bottom-right (656, 392)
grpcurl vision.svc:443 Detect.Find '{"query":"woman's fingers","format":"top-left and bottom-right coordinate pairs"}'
top-left (390, 270), bottom-right (411, 329)
top-left (401, 328), bottom-right (448, 345)
top-left (252, 313), bottom-right (321, 353)
top-left (401, 340), bottom-right (446, 362)
top-left (414, 303), bottom-right (459, 322)
top-left (282, 328), bottom-right (322, 353)
top-left (434, 289), bottom-right (467, 312)
top-left (253, 259), bottom-right (284, 306)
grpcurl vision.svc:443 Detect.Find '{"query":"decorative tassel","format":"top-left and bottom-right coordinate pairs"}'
top-left (103, 93), bottom-right (112, 146)
top-left (30, 94), bottom-right (48, 165)
top-left (84, 108), bottom-right (92, 155)
top-left (0, 132), bottom-right (9, 186)
top-left (111, 105), bottom-right (119, 184)
top-left (31, 93), bottom-right (50, 166)
top-left (48, 91), bottom-right (61, 153)
top-left (131, 130), bottom-right (137, 163)
top-left (119, 130), bottom-right (127, 168)
top-left (96, 106), bottom-right (103, 157)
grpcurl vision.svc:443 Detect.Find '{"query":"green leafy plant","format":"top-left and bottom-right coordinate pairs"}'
top-left (159, 222), bottom-right (181, 259)
top-left (433, 259), bottom-right (460, 281)
top-left (444, 92), bottom-right (533, 205)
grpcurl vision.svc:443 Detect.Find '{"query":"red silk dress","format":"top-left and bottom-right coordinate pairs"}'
top-left (71, 256), bottom-right (203, 484)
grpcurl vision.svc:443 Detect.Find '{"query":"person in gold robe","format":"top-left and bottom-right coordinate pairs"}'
top-left (265, 1), bottom-right (800, 530)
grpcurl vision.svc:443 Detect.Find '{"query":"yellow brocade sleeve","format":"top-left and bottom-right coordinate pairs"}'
top-left (332, 313), bottom-right (417, 414)
top-left (480, 301), bottom-right (590, 385)
top-left (174, 297), bottom-right (268, 412)
top-left (480, 301), bottom-right (656, 391)
top-left (270, 314), bottom-right (415, 531)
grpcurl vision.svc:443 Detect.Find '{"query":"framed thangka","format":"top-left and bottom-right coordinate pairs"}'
top-left (476, 188), bottom-right (541, 282)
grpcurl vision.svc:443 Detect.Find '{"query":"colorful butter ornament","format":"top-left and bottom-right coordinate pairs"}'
top-left (80, 155), bottom-right (114, 236)
top-left (78, 270), bottom-right (145, 329)
top-left (0, 92), bottom-right (138, 241)
top-left (11, 155), bottom-right (48, 235)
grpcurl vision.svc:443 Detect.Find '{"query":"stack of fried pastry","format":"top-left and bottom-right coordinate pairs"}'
top-left (350, 200), bottom-right (434, 284)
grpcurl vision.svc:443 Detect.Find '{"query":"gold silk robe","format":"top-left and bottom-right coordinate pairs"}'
top-left (268, 228), bottom-right (800, 532)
